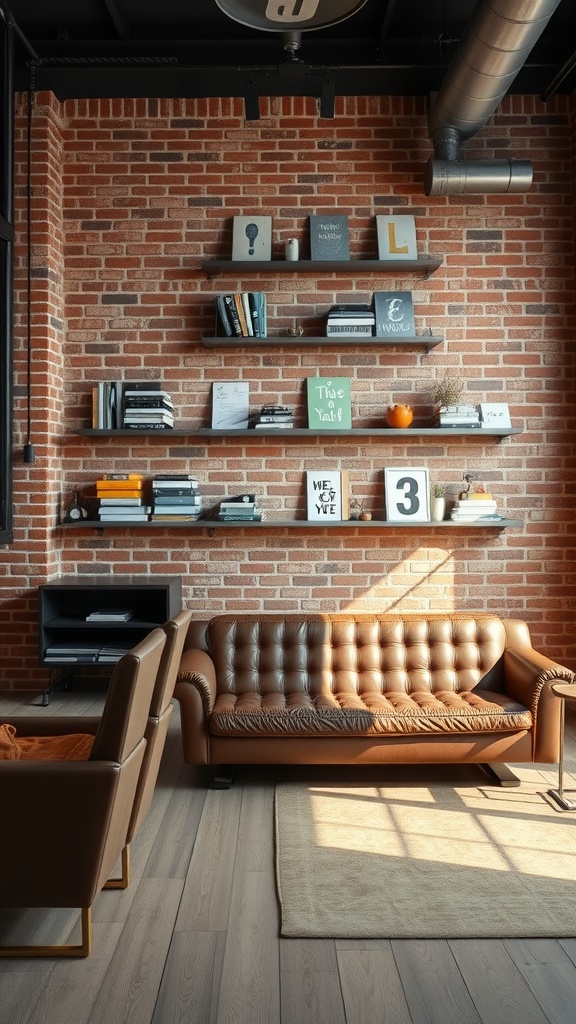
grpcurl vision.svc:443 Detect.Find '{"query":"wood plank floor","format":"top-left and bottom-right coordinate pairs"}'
top-left (1, 688), bottom-right (576, 1024)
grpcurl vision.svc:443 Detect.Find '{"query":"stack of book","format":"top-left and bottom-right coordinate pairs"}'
top-left (326, 304), bottom-right (375, 337)
top-left (122, 383), bottom-right (174, 430)
top-left (451, 492), bottom-right (501, 523)
top-left (435, 403), bottom-right (481, 428)
top-left (215, 292), bottom-right (267, 337)
top-left (216, 493), bottom-right (264, 522)
top-left (96, 474), bottom-right (151, 522)
top-left (85, 608), bottom-right (134, 622)
top-left (150, 474), bottom-right (202, 521)
top-left (253, 404), bottom-right (294, 429)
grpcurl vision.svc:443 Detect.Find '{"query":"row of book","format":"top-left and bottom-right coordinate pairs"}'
top-left (94, 474), bottom-right (202, 522)
top-left (326, 304), bottom-right (375, 337)
top-left (215, 292), bottom-right (267, 337)
top-left (253, 404), bottom-right (294, 429)
top-left (435, 403), bottom-right (481, 428)
top-left (44, 641), bottom-right (133, 664)
top-left (91, 381), bottom-right (174, 430)
top-left (450, 493), bottom-right (501, 522)
top-left (216, 493), bottom-right (264, 522)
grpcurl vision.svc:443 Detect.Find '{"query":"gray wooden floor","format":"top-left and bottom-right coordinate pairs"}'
top-left (1, 687), bottom-right (576, 1024)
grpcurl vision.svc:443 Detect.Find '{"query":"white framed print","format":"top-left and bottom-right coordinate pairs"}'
top-left (479, 402), bottom-right (512, 428)
top-left (384, 467), bottom-right (430, 522)
top-left (232, 216), bottom-right (272, 261)
top-left (376, 215), bottom-right (417, 260)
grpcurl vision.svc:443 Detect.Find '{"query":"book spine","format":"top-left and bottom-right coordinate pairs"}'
top-left (234, 292), bottom-right (249, 336)
top-left (241, 292), bottom-right (254, 336)
top-left (223, 294), bottom-right (243, 335)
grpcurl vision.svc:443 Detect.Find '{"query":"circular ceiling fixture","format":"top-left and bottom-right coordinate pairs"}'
top-left (214, 0), bottom-right (369, 33)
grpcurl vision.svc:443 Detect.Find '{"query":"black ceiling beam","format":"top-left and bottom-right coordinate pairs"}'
top-left (103, 0), bottom-right (131, 40)
top-left (376, 0), bottom-right (398, 59)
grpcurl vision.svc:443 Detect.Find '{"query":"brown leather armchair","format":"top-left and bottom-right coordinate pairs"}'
top-left (0, 627), bottom-right (167, 958)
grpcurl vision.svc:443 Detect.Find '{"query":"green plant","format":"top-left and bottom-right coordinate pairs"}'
top-left (432, 483), bottom-right (445, 499)
top-left (434, 375), bottom-right (464, 408)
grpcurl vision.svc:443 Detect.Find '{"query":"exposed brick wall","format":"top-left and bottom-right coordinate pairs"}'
top-left (1, 92), bottom-right (575, 689)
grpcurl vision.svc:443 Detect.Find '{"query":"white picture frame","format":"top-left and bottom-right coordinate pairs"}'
top-left (376, 215), bottom-right (417, 260)
top-left (211, 380), bottom-right (250, 429)
top-left (232, 216), bottom-right (272, 261)
top-left (384, 467), bottom-right (430, 522)
top-left (479, 402), bottom-right (512, 428)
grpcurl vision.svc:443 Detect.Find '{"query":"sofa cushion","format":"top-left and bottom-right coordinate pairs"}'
top-left (209, 688), bottom-right (532, 738)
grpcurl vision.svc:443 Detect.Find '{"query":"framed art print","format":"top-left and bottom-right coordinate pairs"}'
top-left (384, 467), bottom-right (430, 522)
top-left (232, 216), bottom-right (272, 261)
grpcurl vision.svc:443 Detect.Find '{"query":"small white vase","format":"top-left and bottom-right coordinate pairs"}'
top-left (430, 497), bottom-right (446, 522)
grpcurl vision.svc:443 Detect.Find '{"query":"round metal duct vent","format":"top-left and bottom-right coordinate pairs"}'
top-left (214, 0), bottom-right (369, 32)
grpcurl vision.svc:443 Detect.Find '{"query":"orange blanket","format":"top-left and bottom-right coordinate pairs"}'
top-left (0, 723), bottom-right (94, 760)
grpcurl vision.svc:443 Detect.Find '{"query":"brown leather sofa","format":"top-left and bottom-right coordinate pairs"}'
top-left (174, 613), bottom-right (575, 784)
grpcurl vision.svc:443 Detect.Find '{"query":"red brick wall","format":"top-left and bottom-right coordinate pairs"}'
top-left (2, 92), bottom-right (575, 689)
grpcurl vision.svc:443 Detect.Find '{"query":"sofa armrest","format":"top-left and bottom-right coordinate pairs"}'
top-left (173, 648), bottom-right (217, 765)
top-left (504, 647), bottom-right (575, 762)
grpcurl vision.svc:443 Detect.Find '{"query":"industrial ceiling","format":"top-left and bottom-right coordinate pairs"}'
top-left (2, 0), bottom-right (575, 103)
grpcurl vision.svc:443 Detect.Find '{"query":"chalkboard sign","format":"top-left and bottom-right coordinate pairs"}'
top-left (307, 377), bottom-right (352, 429)
top-left (211, 381), bottom-right (250, 429)
top-left (373, 291), bottom-right (415, 337)
top-left (309, 215), bottom-right (350, 261)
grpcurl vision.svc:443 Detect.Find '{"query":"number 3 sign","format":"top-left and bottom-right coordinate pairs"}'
top-left (384, 467), bottom-right (430, 522)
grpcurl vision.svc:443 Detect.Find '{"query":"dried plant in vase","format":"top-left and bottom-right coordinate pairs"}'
top-left (350, 497), bottom-right (372, 521)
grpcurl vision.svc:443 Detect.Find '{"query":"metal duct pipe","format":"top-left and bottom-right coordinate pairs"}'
top-left (425, 0), bottom-right (561, 194)
top-left (425, 157), bottom-right (533, 195)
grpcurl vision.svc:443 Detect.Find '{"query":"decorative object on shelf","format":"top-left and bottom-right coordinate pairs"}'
top-left (385, 404), bottom-right (414, 428)
top-left (326, 303), bottom-right (375, 337)
top-left (253, 404), bottom-right (294, 429)
top-left (430, 483), bottom-right (446, 522)
top-left (306, 470), bottom-right (350, 521)
top-left (479, 402), bottom-right (512, 428)
top-left (309, 214), bottom-right (350, 261)
top-left (63, 489), bottom-right (88, 523)
top-left (211, 380), bottom-right (250, 429)
top-left (307, 376), bottom-right (352, 429)
top-left (384, 467), bottom-right (430, 522)
top-left (433, 374), bottom-right (464, 408)
top-left (373, 291), bottom-right (415, 337)
top-left (216, 493), bottom-right (264, 522)
top-left (285, 237), bottom-right (299, 261)
top-left (376, 215), bottom-right (417, 260)
top-left (231, 216), bottom-right (272, 260)
top-left (287, 323), bottom-right (304, 337)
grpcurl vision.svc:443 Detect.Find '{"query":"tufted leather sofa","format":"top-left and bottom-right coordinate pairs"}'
top-left (174, 613), bottom-right (574, 782)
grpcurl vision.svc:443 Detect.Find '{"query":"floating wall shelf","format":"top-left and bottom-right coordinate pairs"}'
top-left (200, 257), bottom-right (443, 279)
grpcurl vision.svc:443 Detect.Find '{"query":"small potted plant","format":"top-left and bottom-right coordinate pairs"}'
top-left (350, 497), bottom-right (372, 521)
top-left (430, 482), bottom-right (446, 522)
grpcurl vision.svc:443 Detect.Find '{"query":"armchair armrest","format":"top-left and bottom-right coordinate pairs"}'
top-left (504, 647), bottom-right (575, 762)
top-left (173, 648), bottom-right (217, 765)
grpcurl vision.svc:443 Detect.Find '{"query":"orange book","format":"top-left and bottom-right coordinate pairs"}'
top-left (96, 478), bottom-right (144, 491)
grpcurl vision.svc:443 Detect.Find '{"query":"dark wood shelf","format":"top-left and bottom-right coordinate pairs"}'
top-left (201, 334), bottom-right (444, 351)
top-left (60, 518), bottom-right (523, 531)
top-left (76, 426), bottom-right (522, 439)
top-left (201, 257), bottom-right (443, 278)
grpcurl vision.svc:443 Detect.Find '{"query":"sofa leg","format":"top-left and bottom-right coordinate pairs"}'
top-left (480, 762), bottom-right (521, 787)
top-left (211, 766), bottom-right (235, 789)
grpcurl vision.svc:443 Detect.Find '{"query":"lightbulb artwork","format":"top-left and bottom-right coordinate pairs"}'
top-left (245, 222), bottom-right (259, 255)
top-left (231, 216), bottom-right (272, 260)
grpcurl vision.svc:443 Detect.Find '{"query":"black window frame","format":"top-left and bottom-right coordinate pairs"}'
top-left (0, 9), bottom-right (14, 545)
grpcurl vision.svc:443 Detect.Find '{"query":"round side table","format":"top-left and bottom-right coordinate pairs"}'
top-left (548, 682), bottom-right (576, 811)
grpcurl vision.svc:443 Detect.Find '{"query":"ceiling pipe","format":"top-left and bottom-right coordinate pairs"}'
top-left (425, 0), bottom-right (562, 195)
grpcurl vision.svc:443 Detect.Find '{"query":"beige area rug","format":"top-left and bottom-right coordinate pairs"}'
top-left (274, 767), bottom-right (576, 938)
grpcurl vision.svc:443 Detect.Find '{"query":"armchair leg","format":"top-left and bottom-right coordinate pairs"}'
top-left (480, 762), bottom-right (521, 787)
top-left (0, 907), bottom-right (92, 958)
top-left (103, 844), bottom-right (131, 890)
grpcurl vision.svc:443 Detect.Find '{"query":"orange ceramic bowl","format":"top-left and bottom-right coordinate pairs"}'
top-left (385, 404), bottom-right (413, 428)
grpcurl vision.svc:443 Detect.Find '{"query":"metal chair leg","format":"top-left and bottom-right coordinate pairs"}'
top-left (548, 698), bottom-right (576, 810)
